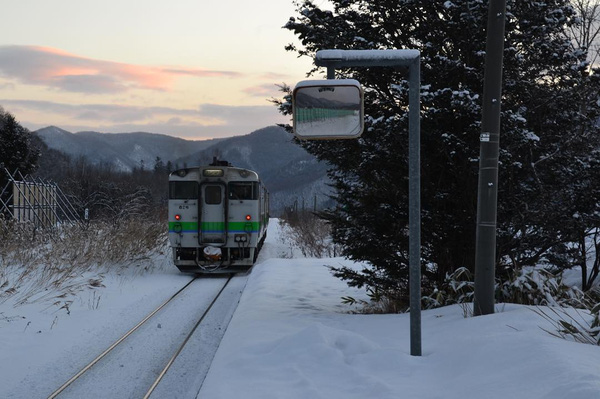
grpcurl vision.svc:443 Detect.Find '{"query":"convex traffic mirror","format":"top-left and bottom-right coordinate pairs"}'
top-left (292, 79), bottom-right (364, 139)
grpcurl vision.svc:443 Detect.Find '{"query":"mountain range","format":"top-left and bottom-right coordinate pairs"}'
top-left (34, 125), bottom-right (332, 214)
top-left (35, 126), bottom-right (221, 172)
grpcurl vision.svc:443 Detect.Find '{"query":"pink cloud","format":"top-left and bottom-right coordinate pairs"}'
top-left (260, 72), bottom-right (292, 80)
top-left (163, 67), bottom-right (242, 78)
top-left (0, 45), bottom-right (242, 94)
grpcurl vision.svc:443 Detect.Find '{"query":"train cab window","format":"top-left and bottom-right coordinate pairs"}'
top-left (228, 182), bottom-right (257, 200)
top-left (169, 181), bottom-right (198, 199)
top-left (205, 186), bottom-right (222, 204)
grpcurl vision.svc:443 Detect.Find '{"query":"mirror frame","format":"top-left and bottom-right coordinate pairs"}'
top-left (292, 79), bottom-right (364, 140)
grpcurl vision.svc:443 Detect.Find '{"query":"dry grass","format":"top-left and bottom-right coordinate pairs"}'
top-left (278, 212), bottom-right (341, 258)
top-left (532, 288), bottom-right (600, 346)
top-left (0, 218), bottom-right (168, 309)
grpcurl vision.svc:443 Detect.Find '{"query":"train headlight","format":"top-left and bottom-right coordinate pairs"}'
top-left (203, 169), bottom-right (224, 177)
top-left (245, 215), bottom-right (251, 221)
top-left (234, 234), bottom-right (248, 242)
top-left (175, 214), bottom-right (181, 221)
top-left (176, 169), bottom-right (187, 177)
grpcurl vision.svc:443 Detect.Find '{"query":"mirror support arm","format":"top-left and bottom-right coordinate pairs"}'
top-left (327, 66), bottom-right (335, 80)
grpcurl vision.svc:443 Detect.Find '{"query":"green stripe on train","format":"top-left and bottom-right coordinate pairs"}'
top-left (168, 222), bottom-right (198, 231)
top-left (202, 222), bottom-right (260, 232)
top-left (226, 222), bottom-right (260, 231)
top-left (168, 221), bottom-right (260, 231)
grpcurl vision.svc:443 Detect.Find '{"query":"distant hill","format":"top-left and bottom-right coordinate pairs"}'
top-left (35, 126), bottom-right (219, 172)
top-left (174, 126), bottom-right (333, 213)
top-left (34, 125), bottom-right (332, 215)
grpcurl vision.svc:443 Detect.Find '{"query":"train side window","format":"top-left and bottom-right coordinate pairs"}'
top-left (205, 186), bottom-right (222, 204)
top-left (169, 181), bottom-right (198, 199)
top-left (228, 182), bottom-right (257, 200)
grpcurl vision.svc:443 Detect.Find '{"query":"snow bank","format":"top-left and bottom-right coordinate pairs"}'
top-left (200, 259), bottom-right (600, 399)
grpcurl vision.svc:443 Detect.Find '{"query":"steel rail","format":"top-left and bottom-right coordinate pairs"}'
top-left (47, 276), bottom-right (198, 399)
top-left (143, 274), bottom-right (234, 399)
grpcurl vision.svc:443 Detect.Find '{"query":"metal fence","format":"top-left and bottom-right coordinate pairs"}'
top-left (0, 169), bottom-right (80, 228)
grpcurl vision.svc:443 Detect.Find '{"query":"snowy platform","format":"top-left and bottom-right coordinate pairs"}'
top-left (1, 220), bottom-right (600, 398)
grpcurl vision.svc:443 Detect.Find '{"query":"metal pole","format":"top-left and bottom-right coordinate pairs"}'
top-left (54, 183), bottom-right (81, 224)
top-left (0, 178), bottom-right (14, 215)
top-left (327, 66), bottom-right (335, 79)
top-left (408, 56), bottom-right (421, 356)
top-left (473, 0), bottom-right (507, 316)
top-left (35, 178), bottom-right (67, 225)
top-left (27, 177), bottom-right (55, 227)
top-left (17, 171), bottom-right (53, 228)
top-left (314, 49), bottom-right (422, 355)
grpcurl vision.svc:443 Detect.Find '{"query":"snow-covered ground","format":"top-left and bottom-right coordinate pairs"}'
top-left (1, 220), bottom-right (600, 398)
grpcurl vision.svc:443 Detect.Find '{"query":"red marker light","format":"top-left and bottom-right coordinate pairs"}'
top-left (246, 215), bottom-right (251, 221)
top-left (175, 214), bottom-right (181, 221)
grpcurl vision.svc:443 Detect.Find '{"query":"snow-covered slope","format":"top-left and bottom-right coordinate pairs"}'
top-left (195, 222), bottom-right (600, 398)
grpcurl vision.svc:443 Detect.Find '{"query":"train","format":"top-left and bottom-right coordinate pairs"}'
top-left (168, 159), bottom-right (269, 273)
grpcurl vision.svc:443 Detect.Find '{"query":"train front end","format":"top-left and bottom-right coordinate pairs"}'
top-left (168, 165), bottom-right (268, 274)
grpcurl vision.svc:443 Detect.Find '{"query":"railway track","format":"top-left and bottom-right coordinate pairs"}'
top-left (47, 273), bottom-right (247, 399)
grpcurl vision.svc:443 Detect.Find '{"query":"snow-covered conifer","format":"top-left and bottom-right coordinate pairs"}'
top-left (0, 107), bottom-right (40, 188)
top-left (279, 0), bottom-right (600, 302)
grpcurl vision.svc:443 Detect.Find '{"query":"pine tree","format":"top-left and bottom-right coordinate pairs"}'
top-left (0, 106), bottom-right (40, 188)
top-left (153, 156), bottom-right (165, 175)
top-left (279, 0), bottom-right (600, 302)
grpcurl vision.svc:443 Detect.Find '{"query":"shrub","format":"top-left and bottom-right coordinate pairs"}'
top-left (279, 210), bottom-right (341, 258)
top-left (498, 268), bottom-right (583, 307)
top-left (422, 267), bottom-right (475, 309)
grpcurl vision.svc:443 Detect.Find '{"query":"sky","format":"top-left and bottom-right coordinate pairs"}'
top-left (0, 0), bottom-right (320, 140)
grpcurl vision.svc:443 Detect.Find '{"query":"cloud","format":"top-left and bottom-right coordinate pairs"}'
top-left (0, 45), bottom-right (242, 94)
top-left (243, 83), bottom-right (285, 98)
top-left (1, 99), bottom-right (212, 123)
top-left (0, 99), bottom-right (290, 140)
top-left (53, 74), bottom-right (128, 94)
top-left (163, 68), bottom-right (242, 78)
top-left (0, 81), bottom-right (15, 90)
top-left (197, 103), bottom-right (276, 119)
top-left (260, 72), bottom-right (292, 80)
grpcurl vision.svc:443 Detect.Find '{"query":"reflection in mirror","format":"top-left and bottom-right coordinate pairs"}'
top-left (293, 79), bottom-right (364, 139)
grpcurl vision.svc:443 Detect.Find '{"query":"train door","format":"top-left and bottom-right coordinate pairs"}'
top-left (199, 184), bottom-right (226, 244)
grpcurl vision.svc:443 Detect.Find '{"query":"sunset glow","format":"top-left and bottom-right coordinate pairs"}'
top-left (0, 0), bottom-right (313, 139)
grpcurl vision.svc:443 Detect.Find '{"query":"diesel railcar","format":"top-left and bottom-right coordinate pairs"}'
top-left (168, 159), bottom-right (268, 273)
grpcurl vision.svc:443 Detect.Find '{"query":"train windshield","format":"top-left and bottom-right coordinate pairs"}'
top-left (204, 185), bottom-right (222, 204)
top-left (228, 182), bottom-right (258, 200)
top-left (169, 181), bottom-right (199, 199)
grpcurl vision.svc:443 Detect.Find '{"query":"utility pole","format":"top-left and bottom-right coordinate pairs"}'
top-left (473, 0), bottom-right (507, 316)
